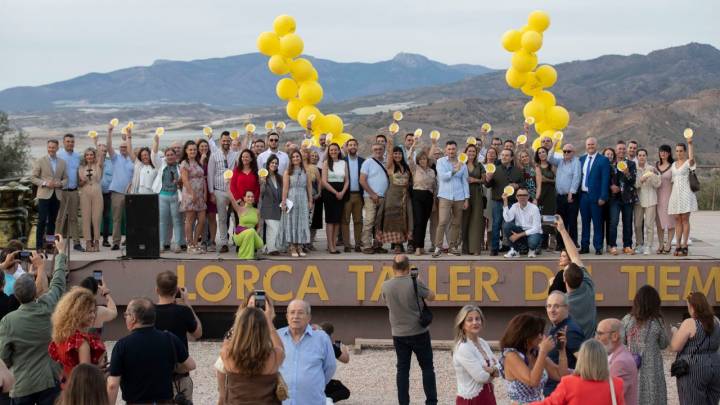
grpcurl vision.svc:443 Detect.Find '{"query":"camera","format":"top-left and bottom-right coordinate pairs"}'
top-left (410, 265), bottom-right (419, 278)
top-left (18, 251), bottom-right (32, 260)
top-left (93, 270), bottom-right (103, 286)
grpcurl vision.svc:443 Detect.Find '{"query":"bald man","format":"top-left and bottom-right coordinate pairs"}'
top-left (579, 137), bottom-right (610, 255)
top-left (596, 318), bottom-right (638, 405)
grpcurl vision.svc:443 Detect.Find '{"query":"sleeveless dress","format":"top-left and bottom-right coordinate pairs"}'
top-left (499, 348), bottom-right (547, 404)
top-left (668, 160), bottom-right (698, 215)
top-left (48, 330), bottom-right (106, 388)
top-left (622, 315), bottom-right (669, 405)
top-left (223, 372), bottom-right (281, 405)
top-left (655, 164), bottom-right (675, 230)
top-left (278, 169), bottom-right (311, 246)
top-left (375, 170), bottom-right (412, 244)
top-left (537, 164), bottom-right (556, 214)
top-left (232, 207), bottom-right (263, 259)
top-left (676, 318), bottom-right (720, 405)
top-left (322, 160), bottom-right (348, 224)
top-left (180, 160), bottom-right (207, 212)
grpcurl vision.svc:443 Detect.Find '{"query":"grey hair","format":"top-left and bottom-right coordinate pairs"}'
top-left (14, 274), bottom-right (37, 304)
top-left (548, 290), bottom-right (569, 305)
top-left (289, 299), bottom-right (311, 315)
top-left (127, 297), bottom-right (156, 326)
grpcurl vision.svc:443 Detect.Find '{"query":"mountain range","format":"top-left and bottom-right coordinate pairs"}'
top-left (0, 53), bottom-right (492, 111)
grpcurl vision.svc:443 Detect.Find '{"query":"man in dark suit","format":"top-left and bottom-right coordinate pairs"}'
top-left (30, 140), bottom-right (68, 251)
top-left (342, 139), bottom-right (365, 252)
top-left (579, 137), bottom-right (610, 255)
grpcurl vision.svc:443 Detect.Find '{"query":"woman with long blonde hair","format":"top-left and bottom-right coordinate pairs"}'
top-left (452, 305), bottom-right (498, 405)
top-left (49, 287), bottom-right (106, 387)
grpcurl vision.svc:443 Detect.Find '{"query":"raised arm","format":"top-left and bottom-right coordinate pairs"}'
top-left (106, 126), bottom-right (116, 158)
top-left (555, 215), bottom-right (583, 266)
top-left (126, 128), bottom-right (136, 162)
top-left (688, 138), bottom-right (695, 166)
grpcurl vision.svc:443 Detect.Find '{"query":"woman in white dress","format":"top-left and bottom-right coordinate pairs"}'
top-left (452, 305), bottom-right (499, 404)
top-left (667, 138), bottom-right (697, 257)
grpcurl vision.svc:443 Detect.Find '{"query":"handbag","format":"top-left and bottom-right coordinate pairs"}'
top-left (276, 373), bottom-right (290, 401)
top-left (411, 274), bottom-right (433, 327)
top-left (671, 333), bottom-right (707, 378)
top-left (689, 169), bottom-right (700, 192)
top-left (625, 320), bottom-right (650, 370)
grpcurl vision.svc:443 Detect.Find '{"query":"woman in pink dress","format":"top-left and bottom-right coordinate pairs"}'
top-left (655, 144), bottom-right (675, 254)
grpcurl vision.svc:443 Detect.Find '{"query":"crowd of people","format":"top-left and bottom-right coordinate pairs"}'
top-left (30, 120), bottom-right (699, 259)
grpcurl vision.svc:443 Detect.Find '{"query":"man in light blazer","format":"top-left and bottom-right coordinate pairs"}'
top-left (578, 137), bottom-right (610, 255)
top-left (31, 139), bottom-right (68, 250)
top-left (596, 318), bottom-right (639, 405)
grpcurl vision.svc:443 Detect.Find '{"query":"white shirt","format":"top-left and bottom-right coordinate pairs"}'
top-left (581, 152), bottom-right (597, 192)
top-left (326, 160), bottom-right (346, 183)
top-left (258, 149), bottom-right (289, 175)
top-left (503, 201), bottom-right (542, 235)
top-left (453, 338), bottom-right (498, 400)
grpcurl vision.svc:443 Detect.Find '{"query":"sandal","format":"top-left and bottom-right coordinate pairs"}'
top-left (673, 248), bottom-right (681, 256)
top-left (681, 247), bottom-right (689, 257)
top-left (290, 246), bottom-right (299, 258)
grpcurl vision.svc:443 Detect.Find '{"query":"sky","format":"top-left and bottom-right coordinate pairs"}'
top-left (1, 0), bottom-right (718, 91)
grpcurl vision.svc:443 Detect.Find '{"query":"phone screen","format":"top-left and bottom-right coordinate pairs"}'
top-left (45, 235), bottom-right (56, 243)
top-left (255, 290), bottom-right (266, 310)
top-left (93, 270), bottom-right (103, 285)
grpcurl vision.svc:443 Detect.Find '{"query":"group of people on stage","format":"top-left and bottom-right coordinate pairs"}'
top-left (31, 118), bottom-right (699, 259)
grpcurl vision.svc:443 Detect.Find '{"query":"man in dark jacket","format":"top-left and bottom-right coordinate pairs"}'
top-left (486, 148), bottom-right (524, 255)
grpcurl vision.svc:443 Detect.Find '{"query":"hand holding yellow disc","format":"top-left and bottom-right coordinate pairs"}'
top-left (246, 123), bottom-right (256, 133)
top-left (265, 121), bottom-right (275, 130)
top-left (684, 128), bottom-right (694, 139)
top-left (258, 168), bottom-right (269, 178)
top-left (393, 111), bottom-right (403, 121)
top-left (223, 169), bottom-right (233, 180)
top-left (617, 161), bottom-right (628, 171)
top-left (485, 163), bottom-right (496, 174)
top-left (525, 117), bottom-right (535, 125)
top-left (517, 134), bottom-right (528, 144)
top-left (155, 127), bottom-right (165, 136)
top-left (481, 123), bottom-right (492, 132)
top-left (430, 130), bottom-right (440, 140)
top-left (230, 130), bottom-right (239, 140)
top-left (203, 127), bottom-right (213, 137)
top-left (110, 118), bottom-right (119, 127)
top-left (503, 185), bottom-right (515, 197)
top-left (414, 128), bottom-right (423, 138)
top-left (459, 153), bottom-right (468, 163)
top-left (276, 121), bottom-right (287, 130)
top-left (389, 123), bottom-right (400, 134)
top-left (466, 137), bottom-right (477, 145)
top-left (88, 130), bottom-right (98, 138)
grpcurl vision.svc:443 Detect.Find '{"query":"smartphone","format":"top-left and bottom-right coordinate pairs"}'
top-left (45, 235), bottom-right (56, 243)
top-left (175, 287), bottom-right (183, 299)
top-left (93, 270), bottom-right (103, 286)
top-left (410, 265), bottom-right (419, 278)
top-left (255, 290), bottom-right (266, 310)
top-left (542, 215), bottom-right (556, 225)
top-left (19, 251), bottom-right (32, 260)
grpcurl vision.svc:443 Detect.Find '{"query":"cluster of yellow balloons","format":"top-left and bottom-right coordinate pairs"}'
top-left (501, 10), bottom-right (569, 151)
top-left (257, 15), bottom-right (353, 147)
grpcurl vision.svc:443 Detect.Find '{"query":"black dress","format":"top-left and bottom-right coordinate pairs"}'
top-left (322, 160), bottom-right (348, 224)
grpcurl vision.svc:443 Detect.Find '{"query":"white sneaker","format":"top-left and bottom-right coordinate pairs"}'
top-left (643, 246), bottom-right (650, 255)
top-left (634, 245), bottom-right (644, 254)
top-left (528, 250), bottom-right (537, 258)
top-left (504, 248), bottom-right (519, 258)
top-left (432, 248), bottom-right (442, 258)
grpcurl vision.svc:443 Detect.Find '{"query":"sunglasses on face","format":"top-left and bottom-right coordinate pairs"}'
top-left (269, 139), bottom-right (279, 143)
top-left (516, 194), bottom-right (529, 197)
top-left (563, 150), bottom-right (573, 154)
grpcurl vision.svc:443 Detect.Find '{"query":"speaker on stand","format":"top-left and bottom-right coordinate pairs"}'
top-left (125, 194), bottom-right (160, 259)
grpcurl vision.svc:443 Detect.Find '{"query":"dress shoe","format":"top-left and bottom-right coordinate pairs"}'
top-left (595, 250), bottom-right (603, 255)
top-left (490, 250), bottom-right (498, 256)
top-left (102, 240), bottom-right (111, 247)
top-left (579, 248), bottom-right (590, 254)
top-left (219, 245), bottom-right (229, 253)
top-left (111, 244), bottom-right (120, 251)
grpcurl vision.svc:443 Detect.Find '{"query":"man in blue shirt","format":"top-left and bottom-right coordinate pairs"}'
top-left (544, 290), bottom-right (585, 396)
top-left (278, 300), bottom-right (336, 405)
top-left (360, 143), bottom-right (389, 254)
top-left (432, 141), bottom-right (469, 257)
top-left (548, 143), bottom-right (582, 250)
top-left (106, 125), bottom-right (136, 250)
top-left (342, 139), bottom-right (365, 253)
top-left (56, 133), bottom-right (84, 251)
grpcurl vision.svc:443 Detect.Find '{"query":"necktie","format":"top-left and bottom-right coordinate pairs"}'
top-left (584, 155), bottom-right (593, 190)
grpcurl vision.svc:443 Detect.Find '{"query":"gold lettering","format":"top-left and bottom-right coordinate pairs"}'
top-left (524, 265), bottom-right (554, 301)
top-left (584, 266), bottom-right (604, 301)
top-left (474, 267), bottom-right (499, 302)
top-left (349, 265), bottom-right (374, 301)
top-left (176, 264), bottom-right (196, 300)
top-left (296, 266), bottom-right (329, 300)
top-left (683, 266), bottom-right (720, 301)
top-left (263, 265), bottom-right (293, 302)
top-left (235, 265), bottom-right (260, 300)
top-left (621, 266), bottom-right (645, 300)
top-left (647, 265), bottom-right (656, 288)
top-left (449, 266), bottom-right (471, 301)
top-left (428, 265), bottom-right (448, 301)
top-left (370, 266), bottom-right (394, 301)
top-left (659, 266), bottom-right (681, 301)
top-left (196, 265), bottom-right (232, 303)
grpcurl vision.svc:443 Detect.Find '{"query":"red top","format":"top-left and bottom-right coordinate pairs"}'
top-left (48, 330), bottom-right (106, 387)
top-left (531, 375), bottom-right (625, 405)
top-left (230, 168), bottom-right (260, 201)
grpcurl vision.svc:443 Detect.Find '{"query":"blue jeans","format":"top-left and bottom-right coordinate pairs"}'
top-left (608, 199), bottom-right (634, 248)
top-left (10, 384), bottom-right (60, 405)
top-left (392, 332), bottom-right (437, 405)
top-left (159, 193), bottom-right (182, 247)
top-left (580, 192), bottom-right (604, 252)
top-left (503, 222), bottom-right (542, 252)
top-left (491, 200), bottom-right (505, 251)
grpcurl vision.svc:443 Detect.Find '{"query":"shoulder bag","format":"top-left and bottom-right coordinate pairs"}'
top-left (609, 375), bottom-right (618, 405)
top-left (670, 332), bottom-right (708, 377)
top-left (689, 169), bottom-right (700, 192)
top-left (411, 275), bottom-right (433, 327)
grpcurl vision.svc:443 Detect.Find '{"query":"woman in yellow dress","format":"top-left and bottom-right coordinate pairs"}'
top-left (227, 190), bottom-right (263, 259)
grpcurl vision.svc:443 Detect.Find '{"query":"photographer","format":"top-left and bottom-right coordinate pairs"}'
top-left (1, 241), bottom-right (50, 320)
top-left (320, 321), bottom-right (351, 403)
top-left (154, 271), bottom-right (202, 403)
top-left (381, 254), bottom-right (437, 405)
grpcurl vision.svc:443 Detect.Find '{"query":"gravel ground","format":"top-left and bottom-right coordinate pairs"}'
top-left (108, 341), bottom-right (680, 405)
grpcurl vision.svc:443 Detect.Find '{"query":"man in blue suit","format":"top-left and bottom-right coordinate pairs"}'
top-left (579, 137), bottom-right (610, 255)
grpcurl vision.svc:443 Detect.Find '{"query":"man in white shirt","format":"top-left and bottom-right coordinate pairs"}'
top-left (257, 131), bottom-right (289, 175)
top-left (207, 131), bottom-right (240, 253)
top-left (502, 186), bottom-right (542, 258)
top-left (360, 143), bottom-right (389, 254)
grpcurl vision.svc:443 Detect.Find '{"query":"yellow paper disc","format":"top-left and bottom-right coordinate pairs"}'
top-left (503, 185), bottom-right (515, 196)
top-left (525, 117), bottom-right (535, 125)
top-left (485, 163), bottom-right (496, 174)
top-left (517, 134), bottom-right (528, 144)
top-left (246, 123), bottom-right (256, 133)
top-left (307, 114), bottom-right (316, 122)
top-left (155, 127), bottom-right (165, 136)
top-left (121, 126), bottom-right (128, 135)
top-left (301, 139), bottom-right (312, 148)
top-left (617, 161), bottom-right (627, 171)
top-left (459, 153), bottom-right (468, 163)
top-left (553, 131), bottom-right (564, 141)
top-left (481, 123), bottom-right (492, 132)
top-left (265, 121), bottom-right (275, 130)
top-left (276, 121), bottom-right (287, 130)
top-left (223, 169), bottom-right (233, 180)
top-left (414, 128), bottom-right (423, 137)
top-left (393, 111), bottom-right (404, 121)
top-left (203, 127), bottom-right (213, 136)
top-left (230, 130), bottom-right (239, 140)
top-left (389, 123), bottom-right (400, 134)
top-left (258, 168), bottom-right (269, 178)
top-left (88, 130), bottom-right (98, 138)
top-left (110, 118), bottom-right (119, 127)
top-left (430, 130), bottom-right (441, 140)
top-left (466, 137), bottom-right (477, 145)
top-left (326, 133), bottom-right (334, 143)
top-left (127, 121), bottom-right (135, 130)
top-left (684, 128), bottom-right (694, 139)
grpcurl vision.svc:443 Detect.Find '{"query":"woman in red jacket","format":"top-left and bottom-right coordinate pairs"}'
top-left (230, 149), bottom-right (260, 204)
top-left (531, 339), bottom-right (624, 405)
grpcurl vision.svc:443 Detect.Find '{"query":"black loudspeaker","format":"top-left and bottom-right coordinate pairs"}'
top-left (125, 194), bottom-right (160, 259)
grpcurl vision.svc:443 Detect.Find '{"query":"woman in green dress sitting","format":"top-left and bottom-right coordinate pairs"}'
top-left (227, 190), bottom-right (264, 259)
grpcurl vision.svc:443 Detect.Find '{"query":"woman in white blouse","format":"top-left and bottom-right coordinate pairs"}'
top-left (130, 147), bottom-right (158, 194)
top-left (452, 305), bottom-right (499, 405)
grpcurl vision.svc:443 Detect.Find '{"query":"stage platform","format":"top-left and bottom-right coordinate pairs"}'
top-left (65, 212), bottom-right (720, 340)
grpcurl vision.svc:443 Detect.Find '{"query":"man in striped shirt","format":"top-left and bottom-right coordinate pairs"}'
top-left (208, 131), bottom-right (239, 253)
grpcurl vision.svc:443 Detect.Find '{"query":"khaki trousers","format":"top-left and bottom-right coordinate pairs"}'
top-left (111, 192), bottom-right (126, 245)
top-left (56, 189), bottom-right (80, 241)
top-left (80, 185), bottom-right (103, 241)
top-left (435, 198), bottom-right (464, 249)
top-left (634, 204), bottom-right (656, 249)
top-left (362, 196), bottom-right (383, 248)
top-left (341, 193), bottom-right (363, 249)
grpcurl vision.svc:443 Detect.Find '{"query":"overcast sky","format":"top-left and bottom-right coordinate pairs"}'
top-left (1, 0), bottom-right (718, 91)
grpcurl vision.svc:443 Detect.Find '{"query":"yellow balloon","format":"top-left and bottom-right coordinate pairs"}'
top-left (286, 98), bottom-right (304, 120)
top-left (511, 50), bottom-right (538, 73)
top-left (311, 114), bottom-right (327, 136)
top-left (546, 106), bottom-right (570, 130)
top-left (535, 65), bottom-right (557, 88)
top-left (505, 68), bottom-right (527, 89)
top-left (290, 58), bottom-right (314, 82)
top-left (297, 105), bottom-right (321, 129)
top-left (531, 137), bottom-right (543, 151)
top-left (256, 31), bottom-right (281, 56)
top-left (540, 130), bottom-right (556, 144)
top-left (298, 81), bottom-right (324, 105)
top-left (276, 78), bottom-right (299, 100)
top-left (273, 14), bottom-right (296, 37)
top-left (523, 100), bottom-right (546, 122)
top-left (528, 10), bottom-right (551, 32)
top-left (533, 90), bottom-right (556, 108)
top-left (334, 133), bottom-right (354, 147)
top-left (268, 55), bottom-right (291, 75)
top-left (323, 114), bottom-right (344, 136)
top-left (520, 72), bottom-right (543, 97)
top-left (501, 30), bottom-right (522, 52)
top-left (521, 30), bottom-right (543, 53)
top-left (308, 67), bottom-right (319, 82)
top-left (534, 120), bottom-right (552, 136)
top-left (280, 33), bottom-right (304, 59)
